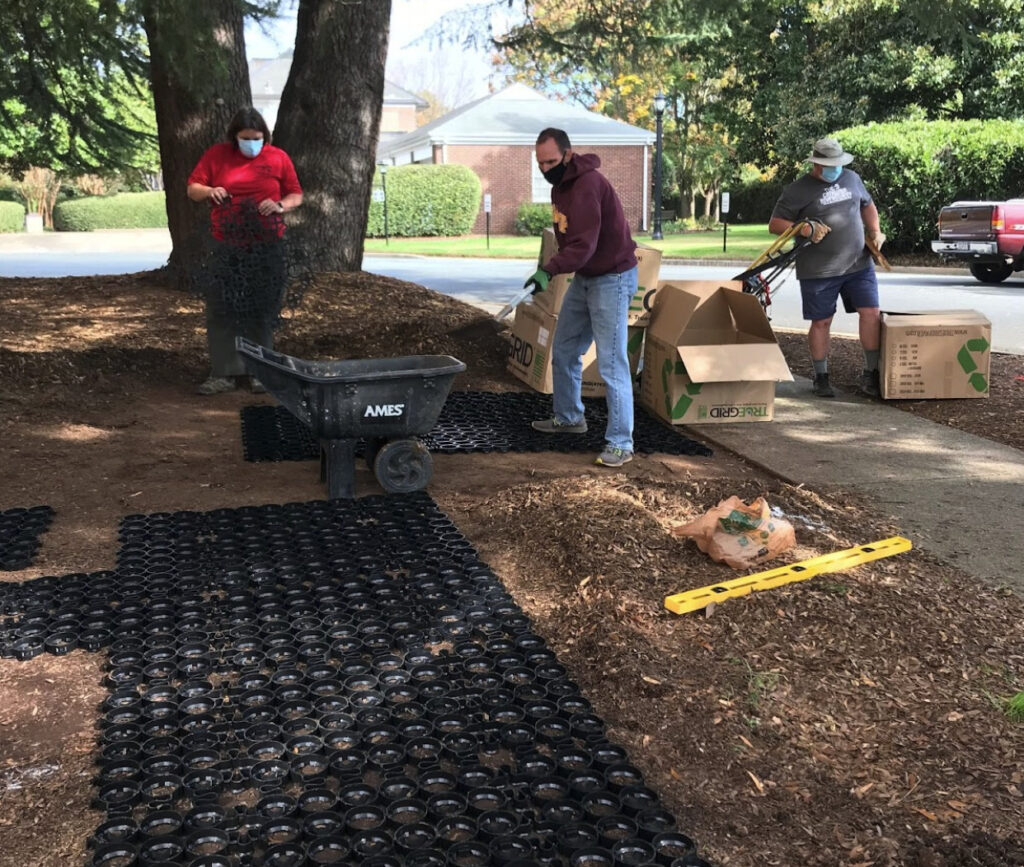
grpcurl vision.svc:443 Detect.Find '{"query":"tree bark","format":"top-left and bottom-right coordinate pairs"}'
top-left (142, 0), bottom-right (252, 282)
top-left (273, 0), bottom-right (391, 273)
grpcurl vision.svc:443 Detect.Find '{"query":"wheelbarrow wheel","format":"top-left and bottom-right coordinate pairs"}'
top-left (373, 438), bottom-right (433, 494)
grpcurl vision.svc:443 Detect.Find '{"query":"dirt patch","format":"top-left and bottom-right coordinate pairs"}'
top-left (0, 271), bottom-right (1022, 866)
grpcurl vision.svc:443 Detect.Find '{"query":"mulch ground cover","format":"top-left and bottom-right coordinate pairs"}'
top-left (0, 269), bottom-right (1022, 867)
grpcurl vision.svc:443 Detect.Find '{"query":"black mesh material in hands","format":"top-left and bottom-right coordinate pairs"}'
top-left (181, 200), bottom-right (314, 329)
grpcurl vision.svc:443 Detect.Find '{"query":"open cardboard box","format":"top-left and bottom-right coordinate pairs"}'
top-left (640, 281), bottom-right (793, 424)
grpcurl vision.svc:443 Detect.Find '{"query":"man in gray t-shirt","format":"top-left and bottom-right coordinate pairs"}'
top-left (770, 137), bottom-right (885, 398)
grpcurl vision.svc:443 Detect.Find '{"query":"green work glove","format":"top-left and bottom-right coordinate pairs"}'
top-left (525, 269), bottom-right (551, 295)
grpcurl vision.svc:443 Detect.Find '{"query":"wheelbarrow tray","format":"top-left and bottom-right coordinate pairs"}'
top-left (236, 338), bottom-right (466, 440)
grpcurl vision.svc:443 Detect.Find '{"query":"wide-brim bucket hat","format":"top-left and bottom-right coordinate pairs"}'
top-left (808, 137), bottom-right (854, 166)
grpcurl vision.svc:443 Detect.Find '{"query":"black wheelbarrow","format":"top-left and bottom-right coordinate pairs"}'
top-left (236, 338), bottom-right (466, 498)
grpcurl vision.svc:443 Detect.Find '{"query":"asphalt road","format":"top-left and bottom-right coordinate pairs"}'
top-left (1, 232), bottom-right (1020, 352)
top-left (365, 255), bottom-right (1024, 353)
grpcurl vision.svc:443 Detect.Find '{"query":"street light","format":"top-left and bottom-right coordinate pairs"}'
top-left (652, 92), bottom-right (667, 241)
top-left (380, 164), bottom-right (389, 246)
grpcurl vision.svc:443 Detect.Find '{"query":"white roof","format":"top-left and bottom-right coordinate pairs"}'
top-left (249, 57), bottom-right (427, 106)
top-left (378, 84), bottom-right (654, 160)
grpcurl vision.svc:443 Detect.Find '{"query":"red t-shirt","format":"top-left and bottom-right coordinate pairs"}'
top-left (188, 142), bottom-right (302, 240)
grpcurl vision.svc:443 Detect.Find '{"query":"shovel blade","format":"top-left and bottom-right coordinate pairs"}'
top-left (495, 286), bottom-right (534, 321)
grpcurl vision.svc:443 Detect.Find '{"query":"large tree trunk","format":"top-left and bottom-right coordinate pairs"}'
top-left (142, 0), bottom-right (252, 282)
top-left (273, 0), bottom-right (391, 273)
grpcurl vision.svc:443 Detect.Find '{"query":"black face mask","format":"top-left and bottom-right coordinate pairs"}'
top-left (542, 160), bottom-right (568, 186)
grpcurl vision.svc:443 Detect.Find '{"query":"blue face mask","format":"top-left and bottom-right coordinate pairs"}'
top-left (238, 138), bottom-right (264, 159)
top-left (821, 165), bottom-right (842, 183)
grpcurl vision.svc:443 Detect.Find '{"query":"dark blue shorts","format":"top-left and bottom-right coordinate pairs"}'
top-left (799, 266), bottom-right (879, 321)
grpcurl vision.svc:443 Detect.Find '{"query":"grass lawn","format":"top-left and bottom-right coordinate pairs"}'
top-left (363, 224), bottom-right (774, 261)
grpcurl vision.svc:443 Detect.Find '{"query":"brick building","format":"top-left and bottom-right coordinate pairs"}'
top-left (376, 85), bottom-right (656, 234)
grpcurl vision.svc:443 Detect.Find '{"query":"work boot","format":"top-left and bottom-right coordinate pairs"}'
top-left (595, 446), bottom-right (633, 467)
top-left (811, 373), bottom-right (835, 398)
top-left (531, 417), bottom-right (588, 434)
top-left (859, 369), bottom-right (881, 398)
top-left (196, 376), bottom-right (236, 396)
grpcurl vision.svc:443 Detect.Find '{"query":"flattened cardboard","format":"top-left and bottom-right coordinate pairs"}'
top-left (640, 281), bottom-right (793, 424)
top-left (535, 228), bottom-right (663, 325)
top-left (881, 309), bottom-right (991, 399)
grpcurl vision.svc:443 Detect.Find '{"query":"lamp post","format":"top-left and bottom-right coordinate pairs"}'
top-left (380, 164), bottom-right (389, 246)
top-left (651, 92), bottom-right (666, 241)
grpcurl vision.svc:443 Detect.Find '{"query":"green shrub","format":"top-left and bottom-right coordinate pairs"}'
top-left (0, 201), bottom-right (26, 232)
top-left (728, 177), bottom-right (785, 224)
top-left (514, 202), bottom-right (552, 236)
top-left (366, 164), bottom-right (481, 237)
top-left (52, 191), bottom-right (168, 231)
top-left (833, 120), bottom-right (1024, 252)
top-left (659, 216), bottom-right (719, 234)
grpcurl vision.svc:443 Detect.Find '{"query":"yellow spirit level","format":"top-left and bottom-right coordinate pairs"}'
top-left (664, 536), bottom-right (913, 615)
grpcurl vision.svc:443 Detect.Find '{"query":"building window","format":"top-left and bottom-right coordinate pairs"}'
top-left (530, 156), bottom-right (548, 203)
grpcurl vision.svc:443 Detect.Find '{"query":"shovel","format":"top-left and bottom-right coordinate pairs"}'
top-left (495, 284), bottom-right (537, 321)
top-left (449, 272), bottom-right (539, 341)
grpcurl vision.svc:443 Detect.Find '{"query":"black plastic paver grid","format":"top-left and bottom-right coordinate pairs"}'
top-left (240, 391), bottom-right (713, 462)
top-left (0, 505), bottom-right (54, 571)
top-left (0, 494), bottom-right (713, 867)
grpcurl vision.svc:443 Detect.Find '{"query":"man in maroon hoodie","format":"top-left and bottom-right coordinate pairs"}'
top-left (527, 128), bottom-right (639, 467)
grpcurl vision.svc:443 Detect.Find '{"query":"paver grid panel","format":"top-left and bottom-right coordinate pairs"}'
top-left (0, 493), bottom-right (712, 867)
top-left (239, 392), bottom-right (714, 462)
top-left (0, 505), bottom-right (55, 571)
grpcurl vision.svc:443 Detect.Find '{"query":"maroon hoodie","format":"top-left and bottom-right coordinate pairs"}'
top-left (542, 153), bottom-right (637, 278)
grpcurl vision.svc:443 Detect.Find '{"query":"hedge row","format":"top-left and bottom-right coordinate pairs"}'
top-left (833, 120), bottom-right (1024, 252)
top-left (0, 201), bottom-right (25, 233)
top-left (52, 191), bottom-right (168, 231)
top-left (514, 202), bottom-right (552, 236)
top-left (366, 164), bottom-right (481, 237)
top-left (729, 120), bottom-right (1024, 251)
top-left (726, 179), bottom-right (785, 226)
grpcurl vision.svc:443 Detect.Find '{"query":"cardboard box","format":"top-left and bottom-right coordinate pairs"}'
top-left (533, 228), bottom-right (573, 317)
top-left (507, 302), bottom-right (557, 393)
top-left (640, 281), bottom-right (793, 424)
top-left (627, 247), bottom-right (663, 327)
top-left (535, 228), bottom-right (663, 325)
top-left (881, 310), bottom-right (991, 399)
top-left (506, 301), bottom-right (643, 396)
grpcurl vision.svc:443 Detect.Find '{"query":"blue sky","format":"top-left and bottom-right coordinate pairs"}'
top-left (245, 0), bottom-right (506, 103)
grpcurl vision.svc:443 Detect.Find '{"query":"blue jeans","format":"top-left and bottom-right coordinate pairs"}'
top-left (551, 267), bottom-right (637, 451)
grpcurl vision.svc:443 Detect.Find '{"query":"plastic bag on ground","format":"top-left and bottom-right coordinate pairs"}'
top-left (672, 496), bottom-right (796, 570)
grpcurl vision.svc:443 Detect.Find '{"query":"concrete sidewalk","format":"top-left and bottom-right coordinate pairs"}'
top-left (0, 228), bottom-right (172, 254)
top-left (696, 377), bottom-right (1024, 591)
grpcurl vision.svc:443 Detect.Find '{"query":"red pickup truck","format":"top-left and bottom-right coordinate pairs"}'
top-left (931, 200), bottom-right (1024, 282)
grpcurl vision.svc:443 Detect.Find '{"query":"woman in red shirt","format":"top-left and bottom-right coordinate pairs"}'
top-left (187, 107), bottom-right (303, 395)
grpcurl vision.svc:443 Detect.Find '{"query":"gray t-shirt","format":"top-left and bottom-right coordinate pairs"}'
top-left (772, 169), bottom-right (873, 279)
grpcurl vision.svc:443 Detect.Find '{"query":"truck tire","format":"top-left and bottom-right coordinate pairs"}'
top-left (969, 262), bottom-right (1012, 283)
